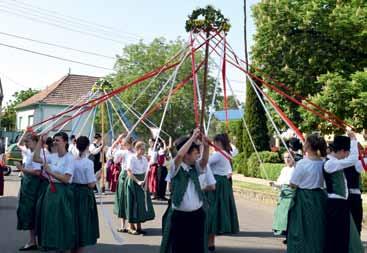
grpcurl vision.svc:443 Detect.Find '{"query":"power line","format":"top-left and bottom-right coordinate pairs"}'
top-left (3, 0), bottom-right (143, 40)
top-left (0, 42), bottom-right (114, 71)
top-left (0, 2), bottom-right (138, 43)
top-left (0, 72), bottom-right (30, 89)
top-left (0, 31), bottom-right (115, 60)
top-left (0, 7), bottom-right (130, 45)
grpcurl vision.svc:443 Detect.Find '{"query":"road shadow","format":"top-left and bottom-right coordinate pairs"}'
top-left (231, 231), bottom-right (276, 238)
top-left (89, 243), bottom-right (160, 253)
top-left (140, 227), bottom-right (162, 236)
top-left (216, 246), bottom-right (284, 253)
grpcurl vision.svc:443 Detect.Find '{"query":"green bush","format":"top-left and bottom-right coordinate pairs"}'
top-left (232, 152), bottom-right (247, 175)
top-left (361, 173), bottom-right (367, 193)
top-left (234, 151), bottom-right (281, 178)
top-left (259, 163), bottom-right (284, 181)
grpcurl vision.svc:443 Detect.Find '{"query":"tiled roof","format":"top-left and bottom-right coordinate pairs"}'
top-left (16, 74), bottom-right (100, 109)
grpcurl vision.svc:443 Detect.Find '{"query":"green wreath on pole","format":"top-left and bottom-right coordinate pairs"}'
top-left (92, 78), bottom-right (113, 93)
top-left (185, 5), bottom-right (231, 33)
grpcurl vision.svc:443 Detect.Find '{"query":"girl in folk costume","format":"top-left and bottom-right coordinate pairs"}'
top-left (113, 136), bottom-right (134, 233)
top-left (107, 133), bottom-right (126, 192)
top-left (324, 132), bottom-right (363, 253)
top-left (156, 138), bottom-right (170, 201)
top-left (287, 134), bottom-right (328, 253)
top-left (16, 133), bottom-right (42, 251)
top-left (71, 136), bottom-right (99, 253)
top-left (206, 133), bottom-right (239, 252)
top-left (147, 137), bottom-right (159, 199)
top-left (160, 128), bottom-right (209, 253)
top-left (125, 141), bottom-right (155, 235)
top-left (33, 131), bottom-right (76, 251)
top-left (271, 152), bottom-right (296, 239)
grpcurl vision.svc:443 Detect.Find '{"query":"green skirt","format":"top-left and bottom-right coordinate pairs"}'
top-left (39, 183), bottom-right (76, 251)
top-left (287, 188), bottom-right (327, 253)
top-left (272, 185), bottom-right (295, 235)
top-left (113, 170), bottom-right (127, 218)
top-left (125, 173), bottom-right (155, 223)
top-left (35, 179), bottom-right (49, 242)
top-left (349, 215), bottom-right (364, 253)
top-left (71, 184), bottom-right (99, 248)
top-left (17, 174), bottom-right (41, 230)
top-left (206, 175), bottom-right (239, 234)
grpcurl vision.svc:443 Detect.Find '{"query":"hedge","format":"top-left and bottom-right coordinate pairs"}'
top-left (233, 151), bottom-right (282, 178)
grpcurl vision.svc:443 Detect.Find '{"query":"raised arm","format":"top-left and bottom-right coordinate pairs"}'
top-left (33, 135), bottom-right (47, 163)
top-left (174, 128), bottom-right (201, 169)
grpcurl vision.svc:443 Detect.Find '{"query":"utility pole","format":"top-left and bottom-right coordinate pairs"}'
top-left (244, 0), bottom-right (249, 72)
top-left (0, 78), bottom-right (3, 130)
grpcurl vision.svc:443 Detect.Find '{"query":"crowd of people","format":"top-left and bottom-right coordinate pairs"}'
top-left (9, 126), bottom-right (367, 253)
top-left (13, 128), bottom-right (240, 252)
top-left (271, 131), bottom-right (366, 253)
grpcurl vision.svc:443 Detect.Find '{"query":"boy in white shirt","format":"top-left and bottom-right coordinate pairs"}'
top-left (160, 128), bottom-right (209, 253)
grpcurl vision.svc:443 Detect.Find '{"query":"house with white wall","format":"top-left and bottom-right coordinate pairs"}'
top-left (15, 74), bottom-right (100, 137)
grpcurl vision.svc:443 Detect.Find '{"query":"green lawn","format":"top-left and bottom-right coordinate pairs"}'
top-left (232, 180), bottom-right (278, 195)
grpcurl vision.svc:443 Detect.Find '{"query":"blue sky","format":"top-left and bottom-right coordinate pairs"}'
top-left (0, 0), bottom-right (260, 105)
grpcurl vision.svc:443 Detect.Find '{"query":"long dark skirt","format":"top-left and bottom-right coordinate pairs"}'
top-left (157, 165), bottom-right (168, 199)
top-left (287, 188), bottom-right (327, 253)
top-left (206, 175), bottom-right (239, 235)
top-left (35, 178), bottom-right (49, 243)
top-left (348, 193), bottom-right (363, 235)
top-left (72, 184), bottom-right (99, 248)
top-left (125, 173), bottom-right (155, 223)
top-left (38, 183), bottom-right (75, 251)
top-left (17, 174), bottom-right (41, 230)
top-left (113, 170), bottom-right (127, 218)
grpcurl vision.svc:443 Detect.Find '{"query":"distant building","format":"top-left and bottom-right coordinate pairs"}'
top-left (213, 109), bottom-right (244, 121)
top-left (15, 74), bottom-right (99, 136)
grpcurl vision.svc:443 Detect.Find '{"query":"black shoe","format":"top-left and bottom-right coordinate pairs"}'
top-left (208, 246), bottom-right (215, 252)
top-left (19, 244), bottom-right (38, 251)
top-left (137, 229), bottom-right (147, 235)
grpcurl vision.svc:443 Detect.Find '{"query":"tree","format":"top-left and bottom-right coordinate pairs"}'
top-left (110, 38), bottom-right (218, 140)
top-left (251, 0), bottom-right (367, 127)
top-left (300, 70), bottom-right (367, 133)
top-left (0, 88), bottom-right (39, 131)
top-left (242, 80), bottom-right (270, 165)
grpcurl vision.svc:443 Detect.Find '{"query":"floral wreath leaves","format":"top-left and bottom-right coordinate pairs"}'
top-left (185, 5), bottom-right (231, 33)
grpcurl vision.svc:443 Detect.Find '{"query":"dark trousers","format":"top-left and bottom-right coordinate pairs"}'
top-left (325, 199), bottom-right (350, 253)
top-left (157, 165), bottom-right (167, 198)
top-left (171, 208), bottom-right (205, 253)
top-left (348, 193), bottom-right (363, 235)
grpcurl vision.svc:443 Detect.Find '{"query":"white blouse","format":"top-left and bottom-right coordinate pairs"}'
top-left (114, 149), bottom-right (134, 170)
top-left (199, 165), bottom-right (216, 190)
top-left (72, 157), bottom-right (96, 184)
top-left (275, 166), bottom-right (295, 186)
top-left (290, 157), bottom-right (324, 189)
top-left (24, 151), bottom-right (41, 171)
top-left (46, 152), bottom-right (75, 183)
top-left (208, 151), bottom-right (232, 176)
top-left (127, 154), bottom-right (148, 174)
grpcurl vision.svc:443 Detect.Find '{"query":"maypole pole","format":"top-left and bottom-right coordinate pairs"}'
top-left (185, 5), bottom-right (230, 130)
top-left (92, 78), bottom-right (113, 193)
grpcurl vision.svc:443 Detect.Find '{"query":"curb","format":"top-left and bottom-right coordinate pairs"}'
top-left (233, 186), bottom-right (278, 205)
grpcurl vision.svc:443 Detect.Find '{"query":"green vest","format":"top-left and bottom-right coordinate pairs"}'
top-left (323, 160), bottom-right (347, 198)
top-left (171, 165), bottom-right (203, 208)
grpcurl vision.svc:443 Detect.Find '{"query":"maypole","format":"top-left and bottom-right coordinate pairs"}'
top-left (185, 5), bottom-right (230, 130)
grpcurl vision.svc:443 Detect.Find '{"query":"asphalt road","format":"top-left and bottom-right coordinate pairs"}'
top-left (1, 175), bottom-right (365, 253)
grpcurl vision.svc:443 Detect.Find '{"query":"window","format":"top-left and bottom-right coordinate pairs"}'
top-left (28, 115), bottom-right (34, 126)
top-left (18, 116), bottom-right (23, 130)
